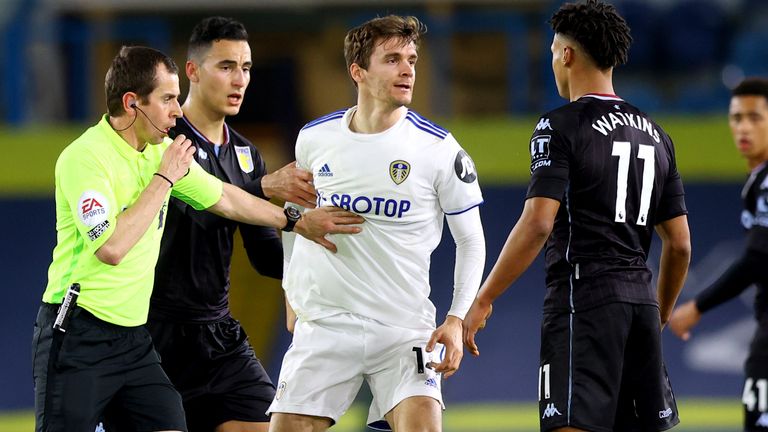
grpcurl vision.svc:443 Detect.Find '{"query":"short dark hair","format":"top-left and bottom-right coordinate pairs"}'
top-left (104, 46), bottom-right (179, 116)
top-left (732, 78), bottom-right (768, 101)
top-left (549, 0), bottom-right (632, 70)
top-left (344, 15), bottom-right (426, 72)
top-left (188, 16), bottom-right (249, 61)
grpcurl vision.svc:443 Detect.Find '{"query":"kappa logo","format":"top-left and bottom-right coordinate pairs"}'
top-left (535, 117), bottom-right (552, 131)
top-left (317, 163), bottom-right (333, 177)
top-left (542, 403), bottom-right (562, 419)
top-left (659, 407), bottom-right (673, 419)
top-left (756, 413), bottom-right (768, 428)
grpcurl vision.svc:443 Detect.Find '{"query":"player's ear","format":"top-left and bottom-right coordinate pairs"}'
top-left (562, 46), bottom-right (574, 67)
top-left (349, 63), bottom-right (364, 86)
top-left (186, 60), bottom-right (199, 83)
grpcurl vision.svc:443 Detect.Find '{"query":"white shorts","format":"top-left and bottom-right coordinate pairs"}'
top-left (266, 313), bottom-right (445, 429)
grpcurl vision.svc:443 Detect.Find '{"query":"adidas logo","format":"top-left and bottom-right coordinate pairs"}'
top-left (756, 413), bottom-right (768, 427)
top-left (317, 163), bottom-right (333, 177)
top-left (425, 377), bottom-right (438, 388)
top-left (659, 408), bottom-right (673, 419)
top-left (542, 403), bottom-right (562, 419)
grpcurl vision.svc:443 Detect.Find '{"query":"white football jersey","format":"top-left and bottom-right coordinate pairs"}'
top-left (284, 107), bottom-right (483, 330)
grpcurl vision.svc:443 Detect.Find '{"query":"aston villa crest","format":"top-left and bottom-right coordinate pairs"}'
top-left (234, 145), bottom-right (254, 173)
top-left (389, 160), bottom-right (410, 185)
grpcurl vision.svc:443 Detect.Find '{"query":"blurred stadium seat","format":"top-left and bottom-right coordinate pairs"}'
top-left (659, 0), bottom-right (729, 72)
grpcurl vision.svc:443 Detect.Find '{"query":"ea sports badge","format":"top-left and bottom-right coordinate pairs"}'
top-left (77, 190), bottom-right (109, 227)
top-left (234, 145), bottom-right (254, 173)
top-left (390, 160), bottom-right (410, 185)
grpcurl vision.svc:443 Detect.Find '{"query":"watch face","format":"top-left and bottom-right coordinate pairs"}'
top-left (286, 207), bottom-right (301, 220)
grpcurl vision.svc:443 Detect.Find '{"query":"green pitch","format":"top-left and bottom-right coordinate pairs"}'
top-left (0, 398), bottom-right (741, 431)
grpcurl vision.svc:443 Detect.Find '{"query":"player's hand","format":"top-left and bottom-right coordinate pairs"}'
top-left (158, 134), bottom-right (195, 183)
top-left (463, 300), bottom-right (493, 357)
top-left (667, 300), bottom-right (701, 341)
top-left (262, 161), bottom-right (317, 208)
top-left (426, 315), bottom-right (463, 379)
top-left (295, 206), bottom-right (364, 253)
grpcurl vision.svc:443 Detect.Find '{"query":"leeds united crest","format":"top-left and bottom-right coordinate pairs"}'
top-left (390, 160), bottom-right (410, 185)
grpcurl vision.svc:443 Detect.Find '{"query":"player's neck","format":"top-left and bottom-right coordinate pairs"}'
top-left (568, 69), bottom-right (615, 102)
top-left (349, 104), bottom-right (406, 134)
top-left (181, 100), bottom-right (227, 144)
top-left (747, 156), bottom-right (768, 171)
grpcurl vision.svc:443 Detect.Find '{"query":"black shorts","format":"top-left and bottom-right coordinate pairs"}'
top-left (32, 303), bottom-right (186, 432)
top-left (539, 303), bottom-right (679, 432)
top-left (146, 316), bottom-right (276, 429)
top-left (743, 316), bottom-right (768, 431)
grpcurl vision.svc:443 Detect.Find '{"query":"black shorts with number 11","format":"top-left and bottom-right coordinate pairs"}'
top-left (539, 302), bottom-right (679, 432)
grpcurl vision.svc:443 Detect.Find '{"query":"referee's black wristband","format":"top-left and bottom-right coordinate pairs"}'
top-left (153, 172), bottom-right (174, 187)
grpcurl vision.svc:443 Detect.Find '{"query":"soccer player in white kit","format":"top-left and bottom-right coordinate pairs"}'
top-left (267, 15), bottom-right (486, 432)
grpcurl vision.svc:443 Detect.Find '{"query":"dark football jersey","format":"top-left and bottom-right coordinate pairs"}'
top-left (526, 94), bottom-right (687, 312)
top-left (697, 162), bottom-right (768, 320)
top-left (150, 117), bottom-right (282, 322)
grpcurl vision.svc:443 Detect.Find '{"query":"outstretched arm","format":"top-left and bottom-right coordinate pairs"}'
top-left (261, 161), bottom-right (317, 209)
top-left (208, 183), bottom-right (363, 252)
top-left (463, 197), bottom-right (560, 356)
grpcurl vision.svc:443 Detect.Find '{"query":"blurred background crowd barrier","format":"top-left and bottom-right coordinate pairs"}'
top-left (0, 0), bottom-right (762, 429)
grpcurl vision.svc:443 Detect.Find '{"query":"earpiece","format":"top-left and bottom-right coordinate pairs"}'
top-left (130, 101), bottom-right (137, 108)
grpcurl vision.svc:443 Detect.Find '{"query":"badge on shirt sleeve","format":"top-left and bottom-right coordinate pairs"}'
top-left (78, 190), bottom-right (111, 241)
top-left (78, 190), bottom-right (109, 227)
top-left (390, 160), bottom-right (411, 185)
top-left (234, 145), bottom-right (254, 173)
top-left (454, 150), bottom-right (477, 183)
top-left (530, 135), bottom-right (552, 173)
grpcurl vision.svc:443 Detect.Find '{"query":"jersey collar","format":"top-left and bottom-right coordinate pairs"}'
top-left (98, 114), bottom-right (153, 161)
top-left (180, 116), bottom-right (230, 147)
top-left (581, 93), bottom-right (624, 102)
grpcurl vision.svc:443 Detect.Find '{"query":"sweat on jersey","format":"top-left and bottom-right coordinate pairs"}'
top-left (43, 115), bottom-right (223, 327)
top-left (526, 94), bottom-right (687, 313)
top-left (283, 107), bottom-right (483, 331)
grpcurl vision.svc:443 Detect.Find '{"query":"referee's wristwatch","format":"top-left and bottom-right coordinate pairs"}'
top-left (282, 206), bottom-right (302, 232)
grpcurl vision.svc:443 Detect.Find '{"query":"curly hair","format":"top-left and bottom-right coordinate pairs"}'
top-left (104, 46), bottom-right (179, 116)
top-left (343, 15), bottom-right (427, 73)
top-left (187, 16), bottom-right (248, 62)
top-left (549, 0), bottom-right (632, 70)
